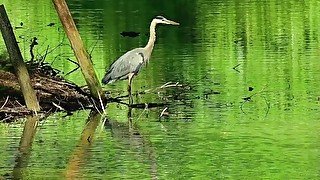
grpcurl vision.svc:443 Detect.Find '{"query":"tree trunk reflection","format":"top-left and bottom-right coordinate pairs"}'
top-left (64, 110), bottom-right (102, 179)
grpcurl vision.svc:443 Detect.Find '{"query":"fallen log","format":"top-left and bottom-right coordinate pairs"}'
top-left (0, 69), bottom-right (93, 122)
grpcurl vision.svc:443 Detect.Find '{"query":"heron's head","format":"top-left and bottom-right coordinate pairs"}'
top-left (153, 16), bottom-right (180, 25)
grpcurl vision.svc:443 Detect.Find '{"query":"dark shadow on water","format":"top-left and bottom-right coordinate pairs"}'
top-left (120, 31), bottom-right (140, 38)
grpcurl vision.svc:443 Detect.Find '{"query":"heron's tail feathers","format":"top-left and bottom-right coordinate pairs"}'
top-left (101, 74), bottom-right (112, 84)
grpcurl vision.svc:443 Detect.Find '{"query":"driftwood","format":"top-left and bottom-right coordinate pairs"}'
top-left (0, 68), bottom-right (93, 122)
top-left (0, 65), bottom-right (189, 122)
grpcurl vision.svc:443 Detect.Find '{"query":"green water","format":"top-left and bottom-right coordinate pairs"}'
top-left (1, 0), bottom-right (320, 179)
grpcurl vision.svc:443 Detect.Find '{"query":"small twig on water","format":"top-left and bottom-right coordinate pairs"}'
top-left (160, 82), bottom-right (172, 88)
top-left (108, 82), bottom-right (186, 102)
top-left (52, 102), bottom-right (65, 111)
top-left (161, 82), bottom-right (181, 88)
top-left (65, 58), bottom-right (80, 76)
top-left (136, 103), bottom-right (148, 121)
top-left (242, 85), bottom-right (267, 101)
top-left (77, 100), bottom-right (90, 117)
top-left (40, 45), bottom-right (50, 65)
top-left (89, 33), bottom-right (101, 58)
top-left (263, 96), bottom-right (271, 118)
top-left (232, 63), bottom-right (241, 73)
top-left (0, 96), bottom-right (9, 109)
top-left (240, 101), bottom-right (247, 114)
top-left (50, 53), bottom-right (67, 65)
top-left (0, 115), bottom-right (13, 122)
top-left (46, 36), bottom-right (66, 55)
top-left (143, 82), bottom-right (183, 94)
top-left (91, 97), bottom-right (102, 115)
top-left (97, 90), bottom-right (106, 115)
top-left (240, 85), bottom-right (270, 116)
top-left (159, 107), bottom-right (168, 118)
top-left (14, 100), bottom-right (23, 107)
top-left (77, 100), bottom-right (86, 111)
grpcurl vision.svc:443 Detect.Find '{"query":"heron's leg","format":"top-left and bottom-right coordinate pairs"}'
top-left (127, 73), bottom-right (134, 93)
top-left (127, 107), bottom-right (133, 132)
top-left (127, 73), bottom-right (134, 104)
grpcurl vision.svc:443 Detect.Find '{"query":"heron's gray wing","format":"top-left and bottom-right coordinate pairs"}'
top-left (103, 49), bottom-right (144, 84)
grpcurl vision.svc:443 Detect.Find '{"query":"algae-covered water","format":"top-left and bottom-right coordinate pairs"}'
top-left (0, 0), bottom-right (320, 179)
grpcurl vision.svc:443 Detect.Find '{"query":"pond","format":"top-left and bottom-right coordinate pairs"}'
top-left (0, 0), bottom-right (320, 179)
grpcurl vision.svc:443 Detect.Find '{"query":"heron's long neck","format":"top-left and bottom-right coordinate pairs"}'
top-left (144, 21), bottom-right (157, 58)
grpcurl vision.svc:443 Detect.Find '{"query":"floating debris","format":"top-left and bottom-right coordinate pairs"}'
top-left (232, 63), bottom-right (241, 72)
top-left (47, 22), bottom-right (55, 27)
top-left (14, 22), bottom-right (24, 29)
top-left (159, 107), bottom-right (169, 118)
top-left (120, 31), bottom-right (140, 37)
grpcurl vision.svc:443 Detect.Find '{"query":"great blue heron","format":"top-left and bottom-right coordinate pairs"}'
top-left (101, 16), bottom-right (179, 96)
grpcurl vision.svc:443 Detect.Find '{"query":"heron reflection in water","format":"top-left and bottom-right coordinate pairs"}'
top-left (102, 16), bottom-right (179, 102)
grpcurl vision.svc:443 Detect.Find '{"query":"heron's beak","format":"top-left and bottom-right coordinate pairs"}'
top-left (166, 19), bottom-right (180, 25)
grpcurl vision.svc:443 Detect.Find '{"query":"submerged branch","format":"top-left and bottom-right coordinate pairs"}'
top-left (143, 82), bottom-right (184, 94)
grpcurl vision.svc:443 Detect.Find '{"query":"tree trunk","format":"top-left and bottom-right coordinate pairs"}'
top-left (52, 0), bottom-right (104, 101)
top-left (0, 5), bottom-right (40, 112)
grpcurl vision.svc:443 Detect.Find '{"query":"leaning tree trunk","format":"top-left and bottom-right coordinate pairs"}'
top-left (0, 4), bottom-right (40, 112)
top-left (52, 0), bottom-right (104, 101)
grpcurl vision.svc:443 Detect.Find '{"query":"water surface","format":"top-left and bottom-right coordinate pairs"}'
top-left (0, 0), bottom-right (320, 179)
